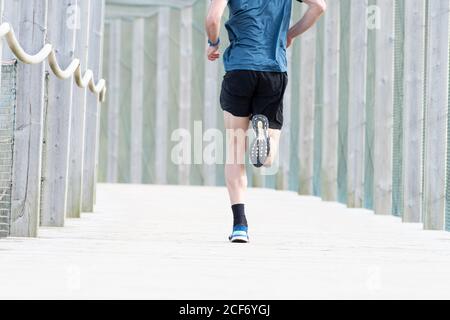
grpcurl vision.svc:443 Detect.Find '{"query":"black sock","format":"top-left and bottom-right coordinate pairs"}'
top-left (232, 204), bottom-right (248, 227)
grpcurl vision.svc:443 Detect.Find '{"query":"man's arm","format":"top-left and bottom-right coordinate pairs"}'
top-left (205, 0), bottom-right (227, 61)
top-left (287, 0), bottom-right (327, 48)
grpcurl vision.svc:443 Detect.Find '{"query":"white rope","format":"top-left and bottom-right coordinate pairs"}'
top-left (0, 22), bottom-right (106, 102)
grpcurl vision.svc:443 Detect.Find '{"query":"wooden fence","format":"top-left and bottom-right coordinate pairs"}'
top-left (0, 0), bottom-right (105, 238)
top-left (99, 0), bottom-right (450, 232)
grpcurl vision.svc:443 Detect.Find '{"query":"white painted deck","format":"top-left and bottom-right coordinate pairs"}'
top-left (1, 183), bottom-right (450, 299)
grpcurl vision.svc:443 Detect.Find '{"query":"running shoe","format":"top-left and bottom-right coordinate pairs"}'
top-left (229, 225), bottom-right (249, 243)
top-left (249, 115), bottom-right (270, 168)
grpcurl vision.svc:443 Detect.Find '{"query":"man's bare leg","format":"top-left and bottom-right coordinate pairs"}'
top-left (224, 111), bottom-right (250, 205)
top-left (224, 111), bottom-right (251, 243)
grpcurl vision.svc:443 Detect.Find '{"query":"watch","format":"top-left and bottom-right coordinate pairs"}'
top-left (208, 37), bottom-right (220, 47)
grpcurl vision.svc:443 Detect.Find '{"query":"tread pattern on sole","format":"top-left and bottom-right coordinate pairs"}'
top-left (249, 115), bottom-right (270, 168)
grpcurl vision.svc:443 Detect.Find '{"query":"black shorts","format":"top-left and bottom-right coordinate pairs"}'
top-left (220, 70), bottom-right (288, 130)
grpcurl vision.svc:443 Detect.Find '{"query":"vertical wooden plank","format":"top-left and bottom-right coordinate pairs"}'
top-left (289, 5), bottom-right (302, 192)
top-left (190, 0), bottom-right (206, 185)
top-left (106, 19), bottom-right (121, 183)
top-left (321, 0), bottom-right (340, 202)
top-left (155, 7), bottom-right (170, 185)
top-left (338, 0), bottom-right (351, 204)
top-left (276, 41), bottom-right (293, 191)
top-left (364, 0), bottom-right (376, 210)
top-left (402, 0), bottom-right (424, 223)
top-left (251, 169), bottom-right (265, 189)
top-left (423, 0), bottom-right (449, 230)
top-left (83, 0), bottom-right (105, 211)
top-left (313, 17), bottom-right (325, 197)
top-left (0, 61), bottom-right (16, 238)
top-left (1, 0), bottom-right (19, 60)
top-left (203, 34), bottom-right (218, 186)
top-left (142, 15), bottom-right (158, 184)
top-left (392, 0), bottom-right (405, 217)
top-left (9, 0), bottom-right (47, 237)
top-left (421, 0), bottom-right (429, 224)
top-left (178, 6), bottom-right (192, 185)
top-left (167, 9), bottom-right (181, 185)
top-left (216, 7), bottom-right (228, 187)
top-left (298, 12), bottom-right (316, 195)
top-left (67, 0), bottom-right (90, 218)
top-left (373, 0), bottom-right (394, 215)
top-left (118, 20), bottom-right (132, 183)
top-left (347, 0), bottom-right (368, 208)
top-left (98, 21), bottom-right (110, 184)
top-left (40, 0), bottom-right (77, 227)
top-left (447, 10), bottom-right (450, 232)
top-left (130, 18), bottom-right (145, 184)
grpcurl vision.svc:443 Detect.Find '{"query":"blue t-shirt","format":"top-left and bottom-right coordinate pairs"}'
top-left (223, 0), bottom-right (294, 73)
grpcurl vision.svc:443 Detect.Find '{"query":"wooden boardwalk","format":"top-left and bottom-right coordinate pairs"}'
top-left (1, 184), bottom-right (450, 299)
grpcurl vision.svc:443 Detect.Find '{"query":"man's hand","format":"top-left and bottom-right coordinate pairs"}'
top-left (207, 45), bottom-right (220, 61)
top-left (287, 33), bottom-right (294, 49)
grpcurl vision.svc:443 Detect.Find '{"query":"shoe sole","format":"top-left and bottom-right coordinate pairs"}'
top-left (229, 236), bottom-right (249, 243)
top-left (250, 115), bottom-right (270, 168)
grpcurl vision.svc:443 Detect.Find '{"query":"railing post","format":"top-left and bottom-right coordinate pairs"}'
top-left (130, 18), bottom-right (144, 184)
top-left (373, 0), bottom-right (394, 215)
top-left (402, 0), bottom-right (425, 223)
top-left (422, 0), bottom-right (449, 230)
top-left (82, 0), bottom-right (105, 212)
top-left (105, 18), bottom-right (120, 185)
top-left (155, 7), bottom-right (170, 185)
top-left (347, 0), bottom-right (368, 208)
top-left (67, 0), bottom-right (91, 218)
top-left (277, 22), bottom-right (293, 192)
top-left (178, 6), bottom-right (192, 185)
top-left (40, 0), bottom-right (77, 227)
top-left (203, 4), bottom-right (218, 187)
top-left (298, 5), bottom-right (316, 196)
top-left (321, 0), bottom-right (340, 202)
top-left (9, 0), bottom-right (48, 237)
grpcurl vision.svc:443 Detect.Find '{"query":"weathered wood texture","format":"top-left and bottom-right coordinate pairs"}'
top-left (1, 0), bottom-right (18, 60)
top-left (106, 19), bottom-right (120, 184)
top-left (178, 6), bottom-right (192, 185)
top-left (130, 18), bottom-right (144, 184)
top-left (154, 7), bottom-right (170, 184)
top-left (40, 0), bottom-right (77, 227)
top-left (298, 14), bottom-right (316, 195)
top-left (82, 0), bottom-right (105, 211)
top-left (346, 0), bottom-right (367, 208)
top-left (374, 0), bottom-right (394, 215)
top-left (402, 0), bottom-right (424, 223)
top-left (321, 0), bottom-right (339, 201)
top-left (422, 0), bottom-right (449, 230)
top-left (67, 0), bottom-right (91, 218)
top-left (10, 0), bottom-right (48, 236)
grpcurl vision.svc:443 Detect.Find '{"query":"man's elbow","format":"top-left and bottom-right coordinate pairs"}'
top-left (310, 0), bottom-right (327, 15)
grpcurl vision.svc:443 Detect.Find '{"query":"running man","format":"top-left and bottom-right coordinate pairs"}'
top-left (205, 0), bottom-right (326, 243)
